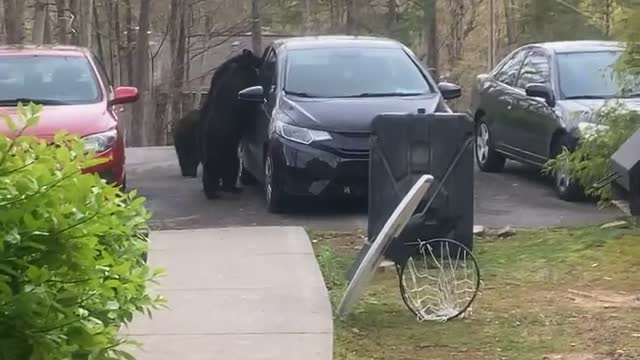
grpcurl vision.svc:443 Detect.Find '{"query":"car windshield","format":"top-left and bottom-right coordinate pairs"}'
top-left (557, 51), bottom-right (640, 99)
top-left (284, 47), bottom-right (431, 98)
top-left (0, 55), bottom-right (100, 105)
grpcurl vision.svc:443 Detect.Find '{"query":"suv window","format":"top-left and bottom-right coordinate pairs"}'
top-left (494, 49), bottom-right (528, 86)
top-left (260, 48), bottom-right (277, 92)
top-left (516, 50), bottom-right (550, 89)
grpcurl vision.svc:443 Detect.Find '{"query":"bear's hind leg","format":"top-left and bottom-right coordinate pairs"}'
top-left (202, 158), bottom-right (221, 199)
top-left (221, 145), bottom-right (242, 194)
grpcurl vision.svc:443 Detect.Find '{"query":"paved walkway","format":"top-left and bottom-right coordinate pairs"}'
top-left (125, 226), bottom-right (333, 360)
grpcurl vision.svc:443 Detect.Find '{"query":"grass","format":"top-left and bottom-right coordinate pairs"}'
top-left (310, 219), bottom-right (640, 360)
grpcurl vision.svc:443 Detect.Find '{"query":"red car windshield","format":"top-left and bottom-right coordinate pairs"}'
top-left (0, 55), bottom-right (101, 105)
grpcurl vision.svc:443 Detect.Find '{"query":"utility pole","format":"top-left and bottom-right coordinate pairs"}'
top-left (488, 0), bottom-right (495, 70)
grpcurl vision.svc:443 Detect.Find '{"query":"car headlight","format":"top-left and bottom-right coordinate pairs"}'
top-left (577, 122), bottom-right (609, 139)
top-left (275, 121), bottom-right (332, 145)
top-left (83, 129), bottom-right (118, 153)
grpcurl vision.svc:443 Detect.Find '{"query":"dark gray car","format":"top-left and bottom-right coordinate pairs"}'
top-left (470, 40), bottom-right (640, 201)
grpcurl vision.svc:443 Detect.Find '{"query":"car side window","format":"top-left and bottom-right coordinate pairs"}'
top-left (260, 49), bottom-right (277, 93)
top-left (494, 49), bottom-right (527, 87)
top-left (516, 50), bottom-right (550, 89)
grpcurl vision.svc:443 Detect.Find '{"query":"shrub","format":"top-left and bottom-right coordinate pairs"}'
top-left (0, 103), bottom-right (165, 359)
top-left (544, 103), bottom-right (640, 204)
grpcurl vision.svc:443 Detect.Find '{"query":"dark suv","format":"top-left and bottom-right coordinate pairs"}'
top-left (470, 41), bottom-right (640, 201)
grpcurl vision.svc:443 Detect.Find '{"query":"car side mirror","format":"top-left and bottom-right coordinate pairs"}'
top-left (525, 83), bottom-right (555, 107)
top-left (438, 81), bottom-right (462, 100)
top-left (110, 86), bottom-right (139, 106)
top-left (238, 86), bottom-right (265, 103)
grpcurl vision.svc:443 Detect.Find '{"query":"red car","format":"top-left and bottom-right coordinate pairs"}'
top-left (0, 45), bottom-right (138, 188)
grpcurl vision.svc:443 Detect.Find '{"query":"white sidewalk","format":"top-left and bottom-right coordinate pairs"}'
top-left (125, 226), bottom-right (333, 360)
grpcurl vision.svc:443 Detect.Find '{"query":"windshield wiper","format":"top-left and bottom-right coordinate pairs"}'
top-left (564, 95), bottom-right (609, 100)
top-left (341, 92), bottom-right (427, 98)
top-left (0, 98), bottom-right (70, 105)
top-left (284, 90), bottom-right (318, 98)
top-left (623, 92), bottom-right (640, 98)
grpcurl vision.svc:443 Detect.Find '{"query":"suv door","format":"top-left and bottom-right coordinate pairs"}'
top-left (243, 46), bottom-right (278, 181)
top-left (512, 49), bottom-right (558, 163)
top-left (487, 48), bottom-right (528, 151)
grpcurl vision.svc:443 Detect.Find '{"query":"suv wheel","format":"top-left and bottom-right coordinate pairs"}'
top-left (475, 119), bottom-right (506, 172)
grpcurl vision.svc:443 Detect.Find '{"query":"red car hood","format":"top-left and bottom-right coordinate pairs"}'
top-left (0, 104), bottom-right (113, 141)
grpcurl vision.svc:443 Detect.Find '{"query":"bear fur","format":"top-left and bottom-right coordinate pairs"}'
top-left (200, 49), bottom-right (262, 199)
top-left (173, 109), bottom-right (202, 177)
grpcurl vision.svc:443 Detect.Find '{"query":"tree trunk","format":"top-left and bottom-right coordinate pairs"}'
top-left (69, 0), bottom-right (80, 44)
top-left (386, 0), bottom-right (397, 37)
top-left (112, 0), bottom-right (122, 85)
top-left (424, 0), bottom-right (439, 77)
top-left (167, 0), bottom-right (188, 145)
top-left (43, 6), bottom-right (53, 43)
top-left (3, 0), bottom-right (25, 44)
top-left (79, 0), bottom-right (93, 48)
top-left (251, 0), bottom-right (262, 54)
top-left (503, 0), bottom-right (516, 47)
top-left (56, 0), bottom-right (67, 43)
top-left (345, 0), bottom-right (356, 35)
top-left (132, 0), bottom-right (152, 146)
top-left (124, 0), bottom-right (135, 86)
top-left (303, 0), bottom-right (312, 34)
top-left (93, 0), bottom-right (104, 62)
top-left (32, 0), bottom-right (48, 44)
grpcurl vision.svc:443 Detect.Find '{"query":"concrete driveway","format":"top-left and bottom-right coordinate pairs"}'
top-left (126, 147), bottom-right (621, 232)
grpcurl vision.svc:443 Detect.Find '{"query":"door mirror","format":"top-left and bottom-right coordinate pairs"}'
top-left (438, 81), bottom-right (462, 100)
top-left (238, 86), bottom-right (265, 103)
top-left (110, 86), bottom-right (139, 106)
top-left (525, 83), bottom-right (555, 107)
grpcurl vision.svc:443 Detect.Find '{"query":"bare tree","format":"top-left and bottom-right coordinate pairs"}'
top-left (424, 0), bottom-right (439, 76)
top-left (32, 0), bottom-right (48, 44)
top-left (55, 0), bottom-right (68, 44)
top-left (304, 0), bottom-right (313, 34)
top-left (3, 0), bottom-right (25, 44)
top-left (251, 0), bottom-right (262, 53)
top-left (132, 0), bottom-right (152, 147)
top-left (345, 0), bottom-right (356, 35)
top-left (79, 0), bottom-right (93, 47)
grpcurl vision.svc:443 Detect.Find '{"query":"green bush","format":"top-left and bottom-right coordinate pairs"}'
top-left (0, 103), bottom-right (165, 359)
top-left (544, 103), bottom-right (640, 203)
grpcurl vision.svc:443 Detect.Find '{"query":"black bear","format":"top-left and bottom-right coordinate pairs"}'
top-left (173, 109), bottom-right (201, 177)
top-left (200, 49), bottom-right (261, 199)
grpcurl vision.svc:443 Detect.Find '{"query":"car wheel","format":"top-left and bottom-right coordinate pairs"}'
top-left (264, 152), bottom-right (288, 213)
top-left (238, 143), bottom-right (258, 186)
top-left (551, 135), bottom-right (584, 202)
top-left (475, 119), bottom-right (505, 172)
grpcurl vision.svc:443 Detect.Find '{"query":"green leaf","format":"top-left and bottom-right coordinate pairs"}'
top-left (3, 113), bottom-right (16, 132)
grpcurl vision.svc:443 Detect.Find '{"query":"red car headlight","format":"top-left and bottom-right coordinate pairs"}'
top-left (82, 129), bottom-right (117, 153)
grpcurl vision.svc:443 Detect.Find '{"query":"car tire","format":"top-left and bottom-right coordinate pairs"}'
top-left (475, 119), bottom-right (506, 172)
top-left (264, 152), bottom-right (289, 214)
top-left (551, 135), bottom-right (584, 202)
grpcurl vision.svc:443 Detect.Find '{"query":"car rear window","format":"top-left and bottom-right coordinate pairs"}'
top-left (284, 47), bottom-right (432, 98)
top-left (0, 55), bottom-right (101, 105)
